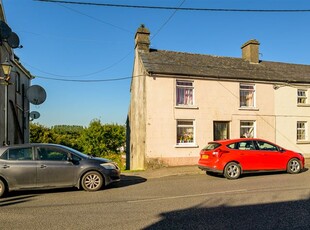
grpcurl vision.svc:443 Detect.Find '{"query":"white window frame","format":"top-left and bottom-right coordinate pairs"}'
top-left (176, 80), bottom-right (194, 106)
top-left (176, 120), bottom-right (195, 146)
top-left (297, 121), bottom-right (307, 141)
top-left (240, 120), bottom-right (256, 138)
top-left (240, 83), bottom-right (255, 108)
top-left (297, 89), bottom-right (308, 105)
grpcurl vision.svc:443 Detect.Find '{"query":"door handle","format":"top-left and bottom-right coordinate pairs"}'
top-left (2, 164), bottom-right (10, 169)
top-left (40, 165), bottom-right (47, 168)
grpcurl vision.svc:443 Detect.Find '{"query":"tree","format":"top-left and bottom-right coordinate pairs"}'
top-left (51, 125), bottom-right (84, 151)
top-left (30, 123), bottom-right (55, 143)
top-left (78, 119), bottom-right (125, 157)
top-left (30, 120), bottom-right (126, 169)
top-left (30, 120), bottom-right (125, 156)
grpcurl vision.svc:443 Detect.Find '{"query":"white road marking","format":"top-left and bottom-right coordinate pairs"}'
top-left (127, 189), bottom-right (248, 203)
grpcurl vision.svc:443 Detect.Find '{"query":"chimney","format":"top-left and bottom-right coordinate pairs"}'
top-left (241, 39), bottom-right (260, 64)
top-left (135, 24), bottom-right (150, 52)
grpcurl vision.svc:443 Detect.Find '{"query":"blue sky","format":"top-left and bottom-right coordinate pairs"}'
top-left (3, 0), bottom-right (310, 127)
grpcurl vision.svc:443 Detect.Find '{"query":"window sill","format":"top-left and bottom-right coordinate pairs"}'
top-left (175, 105), bottom-right (199, 109)
top-left (296, 141), bottom-right (310, 144)
top-left (239, 107), bottom-right (259, 111)
top-left (297, 104), bottom-right (310, 107)
top-left (175, 144), bottom-right (199, 148)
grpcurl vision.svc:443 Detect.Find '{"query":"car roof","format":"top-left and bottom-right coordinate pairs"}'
top-left (209, 138), bottom-right (271, 145)
top-left (0, 143), bottom-right (64, 151)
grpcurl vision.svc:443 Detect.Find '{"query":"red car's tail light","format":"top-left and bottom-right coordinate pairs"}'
top-left (212, 151), bottom-right (222, 158)
top-left (212, 149), bottom-right (228, 158)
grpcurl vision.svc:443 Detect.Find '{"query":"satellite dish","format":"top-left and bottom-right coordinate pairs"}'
top-left (7, 32), bottom-right (20, 49)
top-left (26, 85), bottom-right (47, 105)
top-left (0, 20), bottom-right (12, 39)
top-left (29, 111), bottom-right (40, 120)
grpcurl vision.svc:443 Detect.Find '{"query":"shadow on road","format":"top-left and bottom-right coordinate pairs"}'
top-left (0, 187), bottom-right (78, 206)
top-left (0, 195), bottom-right (37, 207)
top-left (110, 174), bottom-right (147, 189)
top-left (143, 198), bottom-right (310, 229)
top-left (0, 175), bottom-right (147, 205)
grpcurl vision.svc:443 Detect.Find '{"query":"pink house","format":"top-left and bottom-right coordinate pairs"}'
top-left (127, 25), bottom-right (310, 170)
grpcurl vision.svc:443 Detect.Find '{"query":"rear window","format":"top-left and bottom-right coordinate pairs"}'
top-left (202, 143), bottom-right (221, 150)
top-left (0, 148), bottom-right (33, 160)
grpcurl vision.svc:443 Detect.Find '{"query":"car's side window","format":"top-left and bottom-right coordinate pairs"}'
top-left (237, 141), bottom-right (256, 150)
top-left (227, 143), bottom-right (237, 149)
top-left (8, 148), bottom-right (33, 160)
top-left (256, 141), bottom-right (278, 151)
top-left (37, 147), bottom-right (68, 161)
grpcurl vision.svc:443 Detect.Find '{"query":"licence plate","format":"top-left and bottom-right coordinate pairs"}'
top-left (202, 155), bottom-right (209, 159)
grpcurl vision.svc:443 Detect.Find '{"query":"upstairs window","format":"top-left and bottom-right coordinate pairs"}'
top-left (297, 121), bottom-right (307, 141)
top-left (176, 81), bottom-right (193, 106)
top-left (297, 89), bottom-right (307, 104)
top-left (240, 84), bottom-right (255, 108)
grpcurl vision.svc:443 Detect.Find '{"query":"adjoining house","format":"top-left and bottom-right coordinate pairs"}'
top-left (127, 24), bottom-right (310, 170)
top-left (0, 2), bottom-right (33, 145)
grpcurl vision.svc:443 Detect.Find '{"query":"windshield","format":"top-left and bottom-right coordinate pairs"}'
top-left (202, 143), bottom-right (221, 150)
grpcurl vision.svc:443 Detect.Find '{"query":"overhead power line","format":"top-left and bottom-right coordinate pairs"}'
top-left (34, 75), bottom-right (133, 82)
top-left (35, 0), bottom-right (310, 13)
top-left (29, 0), bottom-right (185, 81)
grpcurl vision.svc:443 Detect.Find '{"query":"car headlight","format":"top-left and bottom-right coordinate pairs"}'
top-left (100, 163), bottom-right (117, 169)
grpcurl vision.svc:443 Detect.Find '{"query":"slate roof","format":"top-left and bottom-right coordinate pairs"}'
top-left (139, 49), bottom-right (310, 84)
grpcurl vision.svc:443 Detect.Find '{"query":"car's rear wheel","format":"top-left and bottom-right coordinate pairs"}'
top-left (287, 158), bottom-right (301, 174)
top-left (0, 179), bottom-right (6, 198)
top-left (81, 171), bottom-right (104, 191)
top-left (224, 162), bottom-right (241, 179)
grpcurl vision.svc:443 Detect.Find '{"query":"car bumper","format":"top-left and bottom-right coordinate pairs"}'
top-left (104, 169), bottom-right (121, 185)
top-left (198, 164), bottom-right (222, 173)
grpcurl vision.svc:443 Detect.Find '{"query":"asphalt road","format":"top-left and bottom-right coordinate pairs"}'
top-left (1, 169), bottom-right (310, 230)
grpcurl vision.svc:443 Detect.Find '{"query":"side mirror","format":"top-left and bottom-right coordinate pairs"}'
top-left (67, 156), bottom-right (73, 161)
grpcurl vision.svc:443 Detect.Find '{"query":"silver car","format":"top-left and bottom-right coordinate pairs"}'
top-left (0, 143), bottom-right (121, 198)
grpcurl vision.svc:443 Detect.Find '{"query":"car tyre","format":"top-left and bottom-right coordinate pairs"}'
top-left (0, 179), bottom-right (6, 198)
top-left (224, 162), bottom-right (241, 179)
top-left (287, 158), bottom-right (301, 174)
top-left (81, 171), bottom-right (104, 192)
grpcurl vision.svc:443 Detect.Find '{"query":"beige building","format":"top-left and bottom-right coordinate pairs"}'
top-left (127, 25), bottom-right (310, 170)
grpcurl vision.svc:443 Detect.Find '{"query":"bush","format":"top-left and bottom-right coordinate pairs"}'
top-left (30, 120), bottom-right (126, 170)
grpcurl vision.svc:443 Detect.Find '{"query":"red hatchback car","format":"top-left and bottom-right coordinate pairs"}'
top-left (198, 138), bottom-right (305, 179)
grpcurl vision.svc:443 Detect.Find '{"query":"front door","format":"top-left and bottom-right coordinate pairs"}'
top-left (214, 121), bottom-right (230, 141)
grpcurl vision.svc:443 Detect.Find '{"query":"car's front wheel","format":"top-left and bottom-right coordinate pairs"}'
top-left (224, 162), bottom-right (241, 179)
top-left (0, 179), bottom-right (6, 198)
top-left (81, 171), bottom-right (104, 191)
top-left (287, 158), bottom-right (301, 174)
